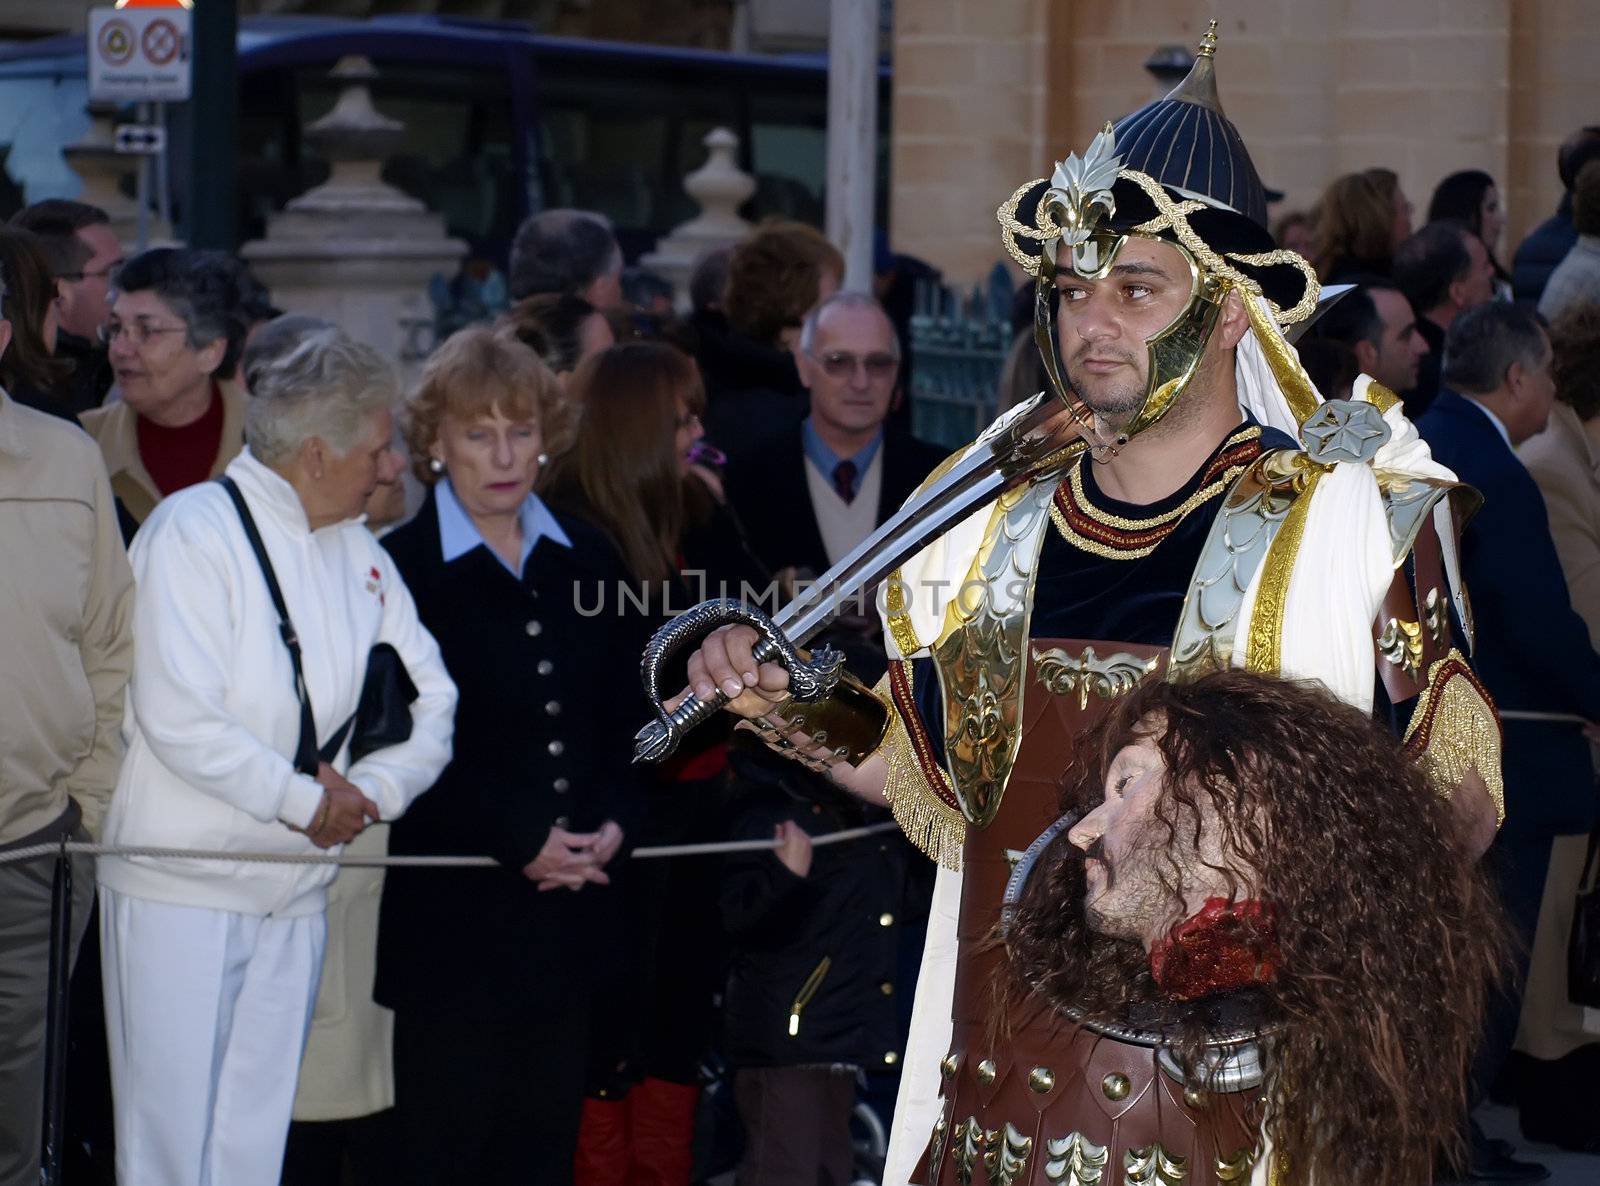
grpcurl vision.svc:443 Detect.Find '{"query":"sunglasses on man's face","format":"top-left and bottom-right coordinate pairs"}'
top-left (810, 350), bottom-right (898, 381)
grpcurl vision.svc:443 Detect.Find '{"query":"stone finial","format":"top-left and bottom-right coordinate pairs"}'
top-left (239, 54), bottom-right (465, 387)
top-left (303, 56), bottom-right (404, 162)
top-left (288, 55), bottom-right (420, 216)
top-left (641, 127), bottom-right (758, 309)
top-left (679, 127), bottom-right (758, 239)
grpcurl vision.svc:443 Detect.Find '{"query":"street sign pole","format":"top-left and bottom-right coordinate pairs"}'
top-left (89, 2), bottom-right (192, 244)
top-left (155, 100), bottom-right (171, 234)
top-left (186, 0), bottom-right (236, 248)
top-left (135, 101), bottom-right (150, 251)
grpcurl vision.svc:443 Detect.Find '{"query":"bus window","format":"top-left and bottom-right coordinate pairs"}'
top-left (747, 89), bottom-right (828, 227)
top-left (0, 73), bottom-right (92, 216)
top-left (239, 61), bottom-right (518, 261)
top-left (533, 62), bottom-right (741, 258)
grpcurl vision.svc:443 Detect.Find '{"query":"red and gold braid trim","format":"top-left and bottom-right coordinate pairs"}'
top-left (1051, 427), bottom-right (1263, 560)
top-left (879, 661), bottom-right (966, 870)
top-left (1401, 650), bottom-right (1505, 826)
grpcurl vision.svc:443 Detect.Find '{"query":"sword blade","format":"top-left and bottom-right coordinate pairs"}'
top-left (772, 392), bottom-right (1092, 644)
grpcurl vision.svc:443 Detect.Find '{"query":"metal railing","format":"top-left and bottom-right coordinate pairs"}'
top-left (908, 264), bottom-right (1017, 451)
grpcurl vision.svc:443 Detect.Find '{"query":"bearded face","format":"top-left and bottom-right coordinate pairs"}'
top-left (1066, 723), bottom-right (1248, 950)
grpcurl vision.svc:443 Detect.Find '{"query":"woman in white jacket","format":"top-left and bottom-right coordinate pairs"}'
top-left (97, 327), bottom-right (456, 1186)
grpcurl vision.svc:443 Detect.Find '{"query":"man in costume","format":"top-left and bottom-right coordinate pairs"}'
top-left (679, 24), bottom-right (1503, 1185)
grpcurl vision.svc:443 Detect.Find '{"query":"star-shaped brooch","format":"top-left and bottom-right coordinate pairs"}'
top-left (1299, 399), bottom-right (1392, 466)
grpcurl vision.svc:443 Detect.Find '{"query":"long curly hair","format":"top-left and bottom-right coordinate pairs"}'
top-left (1003, 670), bottom-right (1507, 1186)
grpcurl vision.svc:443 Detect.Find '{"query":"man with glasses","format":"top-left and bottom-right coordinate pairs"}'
top-left (725, 291), bottom-right (944, 581)
top-left (10, 199), bottom-right (124, 414)
top-left (717, 291), bottom-right (943, 1186)
top-left (80, 248), bottom-right (250, 535)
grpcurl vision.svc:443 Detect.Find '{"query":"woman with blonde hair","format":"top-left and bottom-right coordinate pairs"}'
top-left (377, 326), bottom-right (647, 1185)
top-left (1312, 167), bottom-right (1413, 282)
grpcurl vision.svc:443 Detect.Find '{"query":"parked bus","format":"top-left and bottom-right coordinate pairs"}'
top-left (0, 13), bottom-right (891, 266)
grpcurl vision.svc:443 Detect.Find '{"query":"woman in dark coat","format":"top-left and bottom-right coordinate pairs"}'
top-left (376, 326), bottom-right (648, 1185)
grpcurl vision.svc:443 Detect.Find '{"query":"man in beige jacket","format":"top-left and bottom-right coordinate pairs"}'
top-left (0, 303), bottom-right (134, 1184)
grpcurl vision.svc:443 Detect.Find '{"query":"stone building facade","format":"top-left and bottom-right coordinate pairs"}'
top-left (893, 0), bottom-right (1600, 284)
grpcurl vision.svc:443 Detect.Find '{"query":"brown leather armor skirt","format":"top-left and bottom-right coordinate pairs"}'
top-left (913, 640), bottom-right (1266, 1186)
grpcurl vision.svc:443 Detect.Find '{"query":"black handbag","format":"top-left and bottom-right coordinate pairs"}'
top-left (219, 477), bottom-right (417, 774)
top-left (1569, 809), bottom-right (1600, 1009)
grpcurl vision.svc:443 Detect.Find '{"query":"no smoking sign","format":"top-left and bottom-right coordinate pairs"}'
top-left (88, 6), bottom-right (192, 102)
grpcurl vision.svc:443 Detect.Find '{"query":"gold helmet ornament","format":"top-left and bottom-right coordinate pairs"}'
top-left (999, 21), bottom-right (1320, 444)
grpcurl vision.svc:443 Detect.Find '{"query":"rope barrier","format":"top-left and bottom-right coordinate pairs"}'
top-left (1499, 709), bottom-right (1591, 725)
top-left (0, 821), bottom-right (901, 870)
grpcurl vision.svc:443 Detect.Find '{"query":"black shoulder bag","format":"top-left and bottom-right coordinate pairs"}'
top-left (219, 477), bottom-right (417, 774)
top-left (1569, 798), bottom-right (1600, 1008)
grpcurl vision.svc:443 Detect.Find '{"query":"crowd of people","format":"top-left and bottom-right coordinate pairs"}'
top-left (0, 110), bottom-right (1598, 1186)
top-left (1278, 132), bottom-right (1600, 1180)
top-left (0, 194), bottom-right (939, 1186)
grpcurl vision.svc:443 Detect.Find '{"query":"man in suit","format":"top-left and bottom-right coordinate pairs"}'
top-left (722, 291), bottom-right (945, 586)
top-left (1394, 220), bottom-right (1496, 418)
top-left (1417, 301), bottom-right (1600, 1183)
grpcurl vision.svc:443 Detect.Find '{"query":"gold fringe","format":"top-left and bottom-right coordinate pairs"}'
top-left (1403, 652), bottom-right (1506, 825)
top-left (875, 673), bottom-right (966, 871)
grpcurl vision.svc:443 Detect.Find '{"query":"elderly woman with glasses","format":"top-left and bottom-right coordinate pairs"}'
top-left (80, 247), bottom-right (251, 535)
top-left (95, 327), bottom-right (457, 1186)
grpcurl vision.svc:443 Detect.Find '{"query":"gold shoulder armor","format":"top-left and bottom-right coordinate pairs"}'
top-left (1170, 447), bottom-right (1317, 678)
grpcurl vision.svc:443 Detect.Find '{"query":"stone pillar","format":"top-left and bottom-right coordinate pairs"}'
top-left (825, 0), bottom-right (878, 290)
top-left (60, 103), bottom-right (172, 248)
top-left (240, 56), bottom-right (466, 384)
top-left (640, 127), bottom-right (755, 309)
top-left (890, 0), bottom-right (1052, 286)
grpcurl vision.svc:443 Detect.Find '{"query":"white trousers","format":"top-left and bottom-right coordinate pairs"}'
top-left (882, 863), bottom-right (961, 1186)
top-left (99, 889), bottom-right (326, 1186)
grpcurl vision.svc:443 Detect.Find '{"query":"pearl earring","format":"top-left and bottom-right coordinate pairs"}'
top-left (537, 453), bottom-right (549, 466)
top-left (429, 457), bottom-right (444, 474)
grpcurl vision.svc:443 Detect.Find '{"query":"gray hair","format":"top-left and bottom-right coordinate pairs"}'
top-left (507, 208), bottom-right (622, 301)
top-left (798, 291), bottom-right (900, 357)
top-left (240, 313), bottom-right (337, 393)
top-left (1442, 302), bottom-right (1548, 395)
top-left (114, 248), bottom-right (248, 378)
top-left (245, 328), bottom-right (398, 466)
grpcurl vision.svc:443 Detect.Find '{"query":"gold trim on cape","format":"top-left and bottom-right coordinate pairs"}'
top-left (1244, 467), bottom-right (1324, 673)
top-left (879, 667), bottom-right (966, 870)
